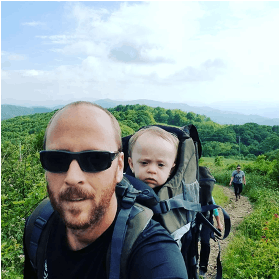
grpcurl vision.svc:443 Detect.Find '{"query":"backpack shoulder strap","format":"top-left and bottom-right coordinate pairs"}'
top-left (25, 198), bottom-right (54, 271)
top-left (107, 177), bottom-right (154, 279)
top-left (120, 203), bottom-right (153, 278)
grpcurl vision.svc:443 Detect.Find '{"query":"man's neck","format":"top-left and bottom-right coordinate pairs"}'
top-left (66, 195), bottom-right (117, 251)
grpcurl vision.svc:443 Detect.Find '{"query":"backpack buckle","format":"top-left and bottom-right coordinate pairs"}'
top-left (34, 216), bottom-right (48, 229)
top-left (160, 200), bottom-right (170, 214)
top-left (121, 187), bottom-right (141, 209)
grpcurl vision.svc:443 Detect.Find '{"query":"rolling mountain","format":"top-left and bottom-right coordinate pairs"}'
top-left (1, 105), bottom-right (54, 121)
top-left (1, 100), bottom-right (279, 126)
top-left (94, 99), bottom-right (279, 126)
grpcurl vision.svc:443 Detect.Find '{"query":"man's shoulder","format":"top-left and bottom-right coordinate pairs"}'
top-left (134, 218), bottom-right (175, 247)
top-left (126, 219), bottom-right (188, 278)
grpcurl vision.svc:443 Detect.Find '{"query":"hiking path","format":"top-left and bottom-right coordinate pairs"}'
top-left (205, 185), bottom-right (253, 279)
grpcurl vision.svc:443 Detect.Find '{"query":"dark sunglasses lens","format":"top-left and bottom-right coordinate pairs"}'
top-left (80, 152), bottom-right (112, 172)
top-left (41, 152), bottom-right (70, 173)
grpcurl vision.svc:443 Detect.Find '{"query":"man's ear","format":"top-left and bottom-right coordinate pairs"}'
top-left (115, 152), bottom-right (124, 184)
top-left (128, 157), bottom-right (134, 173)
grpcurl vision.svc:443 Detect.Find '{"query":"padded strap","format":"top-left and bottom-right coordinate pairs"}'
top-left (201, 204), bottom-right (231, 240)
top-left (197, 212), bottom-right (222, 237)
top-left (199, 178), bottom-right (216, 183)
top-left (26, 199), bottom-right (54, 270)
top-left (152, 194), bottom-right (202, 214)
top-left (215, 239), bottom-right (222, 279)
top-left (109, 207), bottom-right (134, 279)
top-left (109, 183), bottom-right (139, 279)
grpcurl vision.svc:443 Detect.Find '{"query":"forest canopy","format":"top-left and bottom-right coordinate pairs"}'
top-left (1, 104), bottom-right (279, 159)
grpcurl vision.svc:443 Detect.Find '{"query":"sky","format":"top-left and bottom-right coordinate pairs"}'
top-left (1, 1), bottom-right (279, 118)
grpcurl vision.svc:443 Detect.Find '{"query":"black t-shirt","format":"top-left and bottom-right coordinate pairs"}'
top-left (24, 211), bottom-right (188, 279)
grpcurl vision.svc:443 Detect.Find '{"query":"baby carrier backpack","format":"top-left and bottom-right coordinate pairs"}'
top-left (24, 124), bottom-right (230, 279)
top-left (120, 125), bottom-right (230, 279)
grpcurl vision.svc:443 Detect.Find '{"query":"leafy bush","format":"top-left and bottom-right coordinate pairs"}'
top-left (223, 199), bottom-right (279, 278)
top-left (214, 156), bottom-right (224, 166)
top-left (1, 139), bottom-right (47, 279)
top-left (265, 148), bottom-right (279, 161)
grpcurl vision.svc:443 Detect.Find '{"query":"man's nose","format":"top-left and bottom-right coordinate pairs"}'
top-left (64, 160), bottom-right (85, 185)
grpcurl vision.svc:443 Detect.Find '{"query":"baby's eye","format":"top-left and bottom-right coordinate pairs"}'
top-left (140, 161), bottom-right (148, 165)
top-left (158, 163), bottom-right (165, 167)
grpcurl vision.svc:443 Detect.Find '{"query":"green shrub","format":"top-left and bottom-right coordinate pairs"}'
top-left (223, 206), bottom-right (279, 278)
top-left (1, 140), bottom-right (47, 279)
top-left (214, 156), bottom-right (224, 166)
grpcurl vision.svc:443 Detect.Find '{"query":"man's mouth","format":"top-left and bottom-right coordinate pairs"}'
top-left (69, 198), bottom-right (85, 201)
top-left (63, 196), bottom-right (87, 202)
top-left (59, 187), bottom-right (94, 202)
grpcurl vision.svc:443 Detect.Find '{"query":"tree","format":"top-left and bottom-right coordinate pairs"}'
top-left (119, 123), bottom-right (135, 137)
top-left (186, 112), bottom-right (195, 121)
top-left (259, 135), bottom-right (279, 153)
top-left (166, 109), bottom-right (175, 125)
top-left (154, 107), bottom-right (169, 123)
top-left (134, 110), bottom-right (156, 127)
top-left (272, 125), bottom-right (279, 134)
top-left (172, 109), bottom-right (187, 126)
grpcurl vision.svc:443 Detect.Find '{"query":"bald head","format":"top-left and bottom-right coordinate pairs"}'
top-left (44, 101), bottom-right (122, 152)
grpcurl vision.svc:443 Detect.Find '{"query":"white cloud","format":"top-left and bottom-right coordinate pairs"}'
top-left (1, 70), bottom-right (10, 80)
top-left (8, 54), bottom-right (26, 61)
top-left (38, 2), bottom-right (206, 66)
top-left (1, 51), bottom-right (26, 61)
top-left (228, 1), bottom-right (267, 17)
top-left (2, 1), bottom-right (279, 111)
top-left (21, 70), bottom-right (42, 77)
top-left (22, 21), bottom-right (46, 27)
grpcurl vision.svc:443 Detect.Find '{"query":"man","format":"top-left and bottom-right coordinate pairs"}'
top-left (23, 101), bottom-right (188, 279)
top-left (229, 164), bottom-right (246, 201)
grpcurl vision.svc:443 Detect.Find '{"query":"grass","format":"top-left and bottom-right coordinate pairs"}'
top-left (201, 158), bottom-right (279, 278)
top-left (212, 184), bottom-right (229, 208)
top-left (201, 156), bottom-right (253, 166)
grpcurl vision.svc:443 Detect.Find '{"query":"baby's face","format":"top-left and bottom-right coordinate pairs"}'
top-left (128, 133), bottom-right (176, 188)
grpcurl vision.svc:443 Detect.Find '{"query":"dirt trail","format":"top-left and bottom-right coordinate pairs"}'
top-left (203, 186), bottom-right (253, 279)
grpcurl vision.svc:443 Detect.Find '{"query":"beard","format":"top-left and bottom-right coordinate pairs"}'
top-left (47, 173), bottom-right (118, 231)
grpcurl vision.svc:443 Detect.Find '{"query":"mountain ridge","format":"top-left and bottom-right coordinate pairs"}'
top-left (1, 100), bottom-right (278, 126)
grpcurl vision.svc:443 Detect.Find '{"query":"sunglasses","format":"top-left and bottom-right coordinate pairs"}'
top-left (40, 150), bottom-right (120, 173)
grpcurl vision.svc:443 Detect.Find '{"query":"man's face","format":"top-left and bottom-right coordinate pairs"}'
top-left (45, 105), bottom-right (124, 230)
top-left (128, 133), bottom-right (176, 188)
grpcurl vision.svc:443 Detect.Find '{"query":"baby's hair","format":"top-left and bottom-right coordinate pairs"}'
top-left (128, 126), bottom-right (179, 158)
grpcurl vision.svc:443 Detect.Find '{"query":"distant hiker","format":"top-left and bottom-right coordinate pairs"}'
top-left (198, 197), bottom-right (223, 278)
top-left (229, 164), bottom-right (246, 201)
top-left (23, 102), bottom-right (188, 278)
top-left (127, 126), bottom-right (179, 190)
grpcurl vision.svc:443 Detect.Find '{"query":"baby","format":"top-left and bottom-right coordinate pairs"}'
top-left (128, 126), bottom-right (179, 188)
